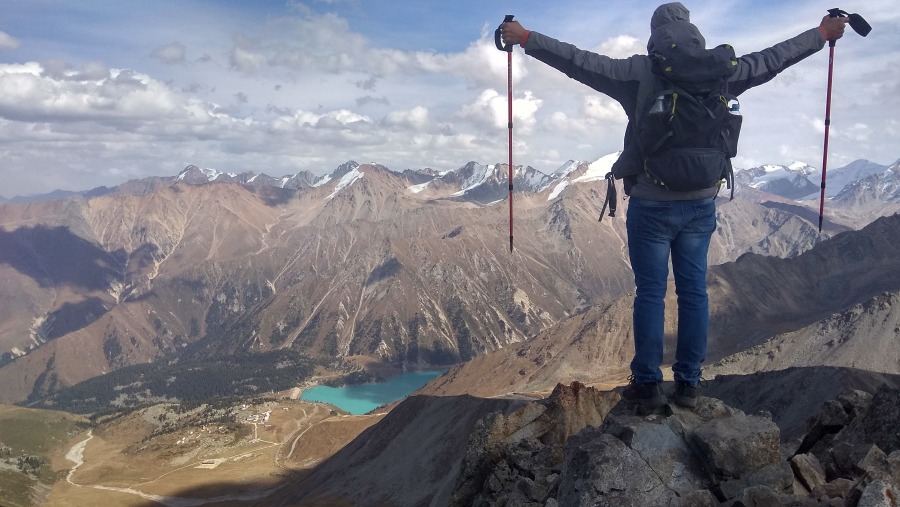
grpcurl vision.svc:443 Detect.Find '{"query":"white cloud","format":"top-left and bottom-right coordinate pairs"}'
top-left (592, 35), bottom-right (644, 58)
top-left (582, 95), bottom-right (626, 122)
top-left (838, 122), bottom-right (871, 143)
top-left (0, 31), bottom-right (19, 50)
top-left (0, 63), bottom-right (182, 123)
top-left (458, 88), bottom-right (541, 134)
top-left (230, 36), bottom-right (268, 73)
top-left (0, 1), bottom-right (897, 197)
top-left (383, 106), bottom-right (429, 130)
top-left (152, 42), bottom-right (186, 64)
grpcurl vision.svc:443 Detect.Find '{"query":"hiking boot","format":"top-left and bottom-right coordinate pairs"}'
top-left (622, 378), bottom-right (668, 410)
top-left (673, 381), bottom-right (699, 408)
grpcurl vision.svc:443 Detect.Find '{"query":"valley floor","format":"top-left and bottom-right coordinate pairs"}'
top-left (44, 398), bottom-right (381, 507)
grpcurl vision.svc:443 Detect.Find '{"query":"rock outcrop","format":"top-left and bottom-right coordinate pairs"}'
top-left (451, 382), bottom-right (620, 506)
top-left (451, 383), bottom-right (900, 507)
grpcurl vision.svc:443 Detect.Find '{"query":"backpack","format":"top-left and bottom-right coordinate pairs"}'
top-left (638, 43), bottom-right (742, 193)
top-left (600, 43), bottom-right (742, 221)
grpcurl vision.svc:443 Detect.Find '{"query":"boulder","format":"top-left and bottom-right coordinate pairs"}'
top-left (797, 389), bottom-right (873, 456)
top-left (450, 382), bottom-right (619, 507)
top-left (603, 410), bottom-right (711, 493)
top-left (812, 477), bottom-right (855, 501)
top-left (690, 412), bottom-right (781, 480)
top-left (857, 387), bottom-right (900, 454)
top-left (791, 453), bottom-right (827, 492)
top-left (890, 451), bottom-right (900, 489)
top-left (857, 479), bottom-right (899, 507)
top-left (557, 431), bottom-right (674, 507)
top-left (678, 489), bottom-right (719, 507)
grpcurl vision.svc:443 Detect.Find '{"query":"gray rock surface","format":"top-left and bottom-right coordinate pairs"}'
top-left (450, 383), bottom-right (900, 507)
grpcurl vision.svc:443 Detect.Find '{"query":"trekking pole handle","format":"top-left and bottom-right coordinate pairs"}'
top-left (495, 15), bottom-right (515, 52)
top-left (827, 8), bottom-right (872, 37)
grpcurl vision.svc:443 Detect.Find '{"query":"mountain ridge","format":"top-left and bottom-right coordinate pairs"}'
top-left (1, 155), bottom-right (897, 405)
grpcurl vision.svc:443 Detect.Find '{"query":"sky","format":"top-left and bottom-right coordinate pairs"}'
top-left (1, 0), bottom-right (898, 197)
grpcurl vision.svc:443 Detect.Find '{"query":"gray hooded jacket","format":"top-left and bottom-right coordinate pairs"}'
top-left (523, 2), bottom-right (826, 200)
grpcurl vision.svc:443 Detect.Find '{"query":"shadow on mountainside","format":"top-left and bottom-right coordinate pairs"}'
top-left (0, 224), bottom-right (122, 291)
top-left (127, 367), bottom-right (900, 507)
top-left (704, 366), bottom-right (900, 443)
top-left (251, 185), bottom-right (295, 207)
top-left (759, 201), bottom-right (853, 236)
top-left (706, 214), bottom-right (900, 359)
top-left (41, 297), bottom-right (110, 341)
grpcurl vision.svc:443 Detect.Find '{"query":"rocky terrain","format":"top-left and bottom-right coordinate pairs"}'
top-left (257, 372), bottom-right (900, 506)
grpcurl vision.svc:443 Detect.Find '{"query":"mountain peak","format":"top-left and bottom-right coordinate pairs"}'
top-left (176, 164), bottom-right (232, 184)
top-left (331, 161), bottom-right (360, 180)
top-left (326, 165), bottom-right (365, 200)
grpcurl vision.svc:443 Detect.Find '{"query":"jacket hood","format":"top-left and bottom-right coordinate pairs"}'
top-left (648, 2), bottom-right (706, 53)
top-left (650, 2), bottom-right (690, 30)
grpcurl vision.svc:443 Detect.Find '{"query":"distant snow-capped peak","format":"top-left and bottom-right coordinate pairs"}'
top-left (575, 152), bottom-right (620, 183)
top-left (546, 152), bottom-right (619, 201)
top-left (176, 164), bottom-right (237, 183)
top-left (787, 161), bottom-right (815, 174)
top-left (551, 160), bottom-right (581, 178)
top-left (326, 167), bottom-right (364, 200)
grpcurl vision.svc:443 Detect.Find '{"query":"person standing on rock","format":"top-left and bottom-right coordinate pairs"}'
top-left (501, 4), bottom-right (846, 409)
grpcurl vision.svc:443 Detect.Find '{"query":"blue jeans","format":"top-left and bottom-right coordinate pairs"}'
top-left (626, 197), bottom-right (716, 386)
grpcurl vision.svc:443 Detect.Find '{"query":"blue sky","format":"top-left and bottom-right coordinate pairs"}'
top-left (1, 0), bottom-right (897, 197)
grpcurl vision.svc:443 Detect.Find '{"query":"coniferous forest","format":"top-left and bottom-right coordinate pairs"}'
top-left (32, 350), bottom-right (322, 415)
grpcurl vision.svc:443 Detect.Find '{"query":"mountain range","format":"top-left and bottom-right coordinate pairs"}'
top-left (2, 152), bottom-right (900, 506)
top-left (0, 154), bottom-right (898, 407)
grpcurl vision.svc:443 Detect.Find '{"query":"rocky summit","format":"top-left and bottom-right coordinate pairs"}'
top-left (264, 371), bottom-right (900, 507)
top-left (449, 382), bottom-right (900, 507)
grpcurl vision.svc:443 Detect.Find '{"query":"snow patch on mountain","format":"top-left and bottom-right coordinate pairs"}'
top-left (544, 153), bottom-right (619, 201)
top-left (312, 175), bottom-right (332, 188)
top-left (810, 159), bottom-right (888, 198)
top-left (575, 152), bottom-right (620, 183)
top-left (547, 181), bottom-right (569, 201)
top-left (408, 181), bottom-right (430, 194)
top-left (745, 163), bottom-right (813, 189)
top-left (451, 162), bottom-right (493, 197)
top-left (177, 165), bottom-right (230, 182)
top-left (326, 168), bottom-right (364, 199)
top-left (552, 160), bottom-right (581, 179)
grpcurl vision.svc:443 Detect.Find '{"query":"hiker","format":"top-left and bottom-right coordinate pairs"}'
top-left (501, 4), bottom-right (847, 409)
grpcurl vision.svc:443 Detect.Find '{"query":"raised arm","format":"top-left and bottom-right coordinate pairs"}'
top-left (500, 20), bottom-right (647, 107)
top-left (729, 15), bottom-right (848, 95)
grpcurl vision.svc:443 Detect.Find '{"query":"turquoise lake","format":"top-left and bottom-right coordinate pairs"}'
top-left (300, 370), bottom-right (446, 415)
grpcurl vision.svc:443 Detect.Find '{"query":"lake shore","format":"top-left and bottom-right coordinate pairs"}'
top-left (300, 369), bottom-right (448, 415)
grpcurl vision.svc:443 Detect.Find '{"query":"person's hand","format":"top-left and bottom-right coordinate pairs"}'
top-left (501, 20), bottom-right (529, 47)
top-left (819, 15), bottom-right (848, 42)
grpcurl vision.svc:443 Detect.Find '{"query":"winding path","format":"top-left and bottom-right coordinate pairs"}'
top-left (64, 430), bottom-right (280, 506)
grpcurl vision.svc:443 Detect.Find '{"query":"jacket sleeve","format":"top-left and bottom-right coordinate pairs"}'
top-left (729, 28), bottom-right (826, 95)
top-left (523, 31), bottom-right (646, 109)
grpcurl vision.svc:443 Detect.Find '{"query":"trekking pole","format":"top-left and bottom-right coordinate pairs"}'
top-left (495, 15), bottom-right (515, 252)
top-left (817, 8), bottom-right (871, 233)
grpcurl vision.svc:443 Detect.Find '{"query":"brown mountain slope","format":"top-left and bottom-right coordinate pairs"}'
top-left (257, 394), bottom-right (521, 507)
top-left (0, 163), bottom-right (883, 404)
top-left (421, 214), bottom-right (900, 397)
top-left (709, 290), bottom-right (900, 376)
